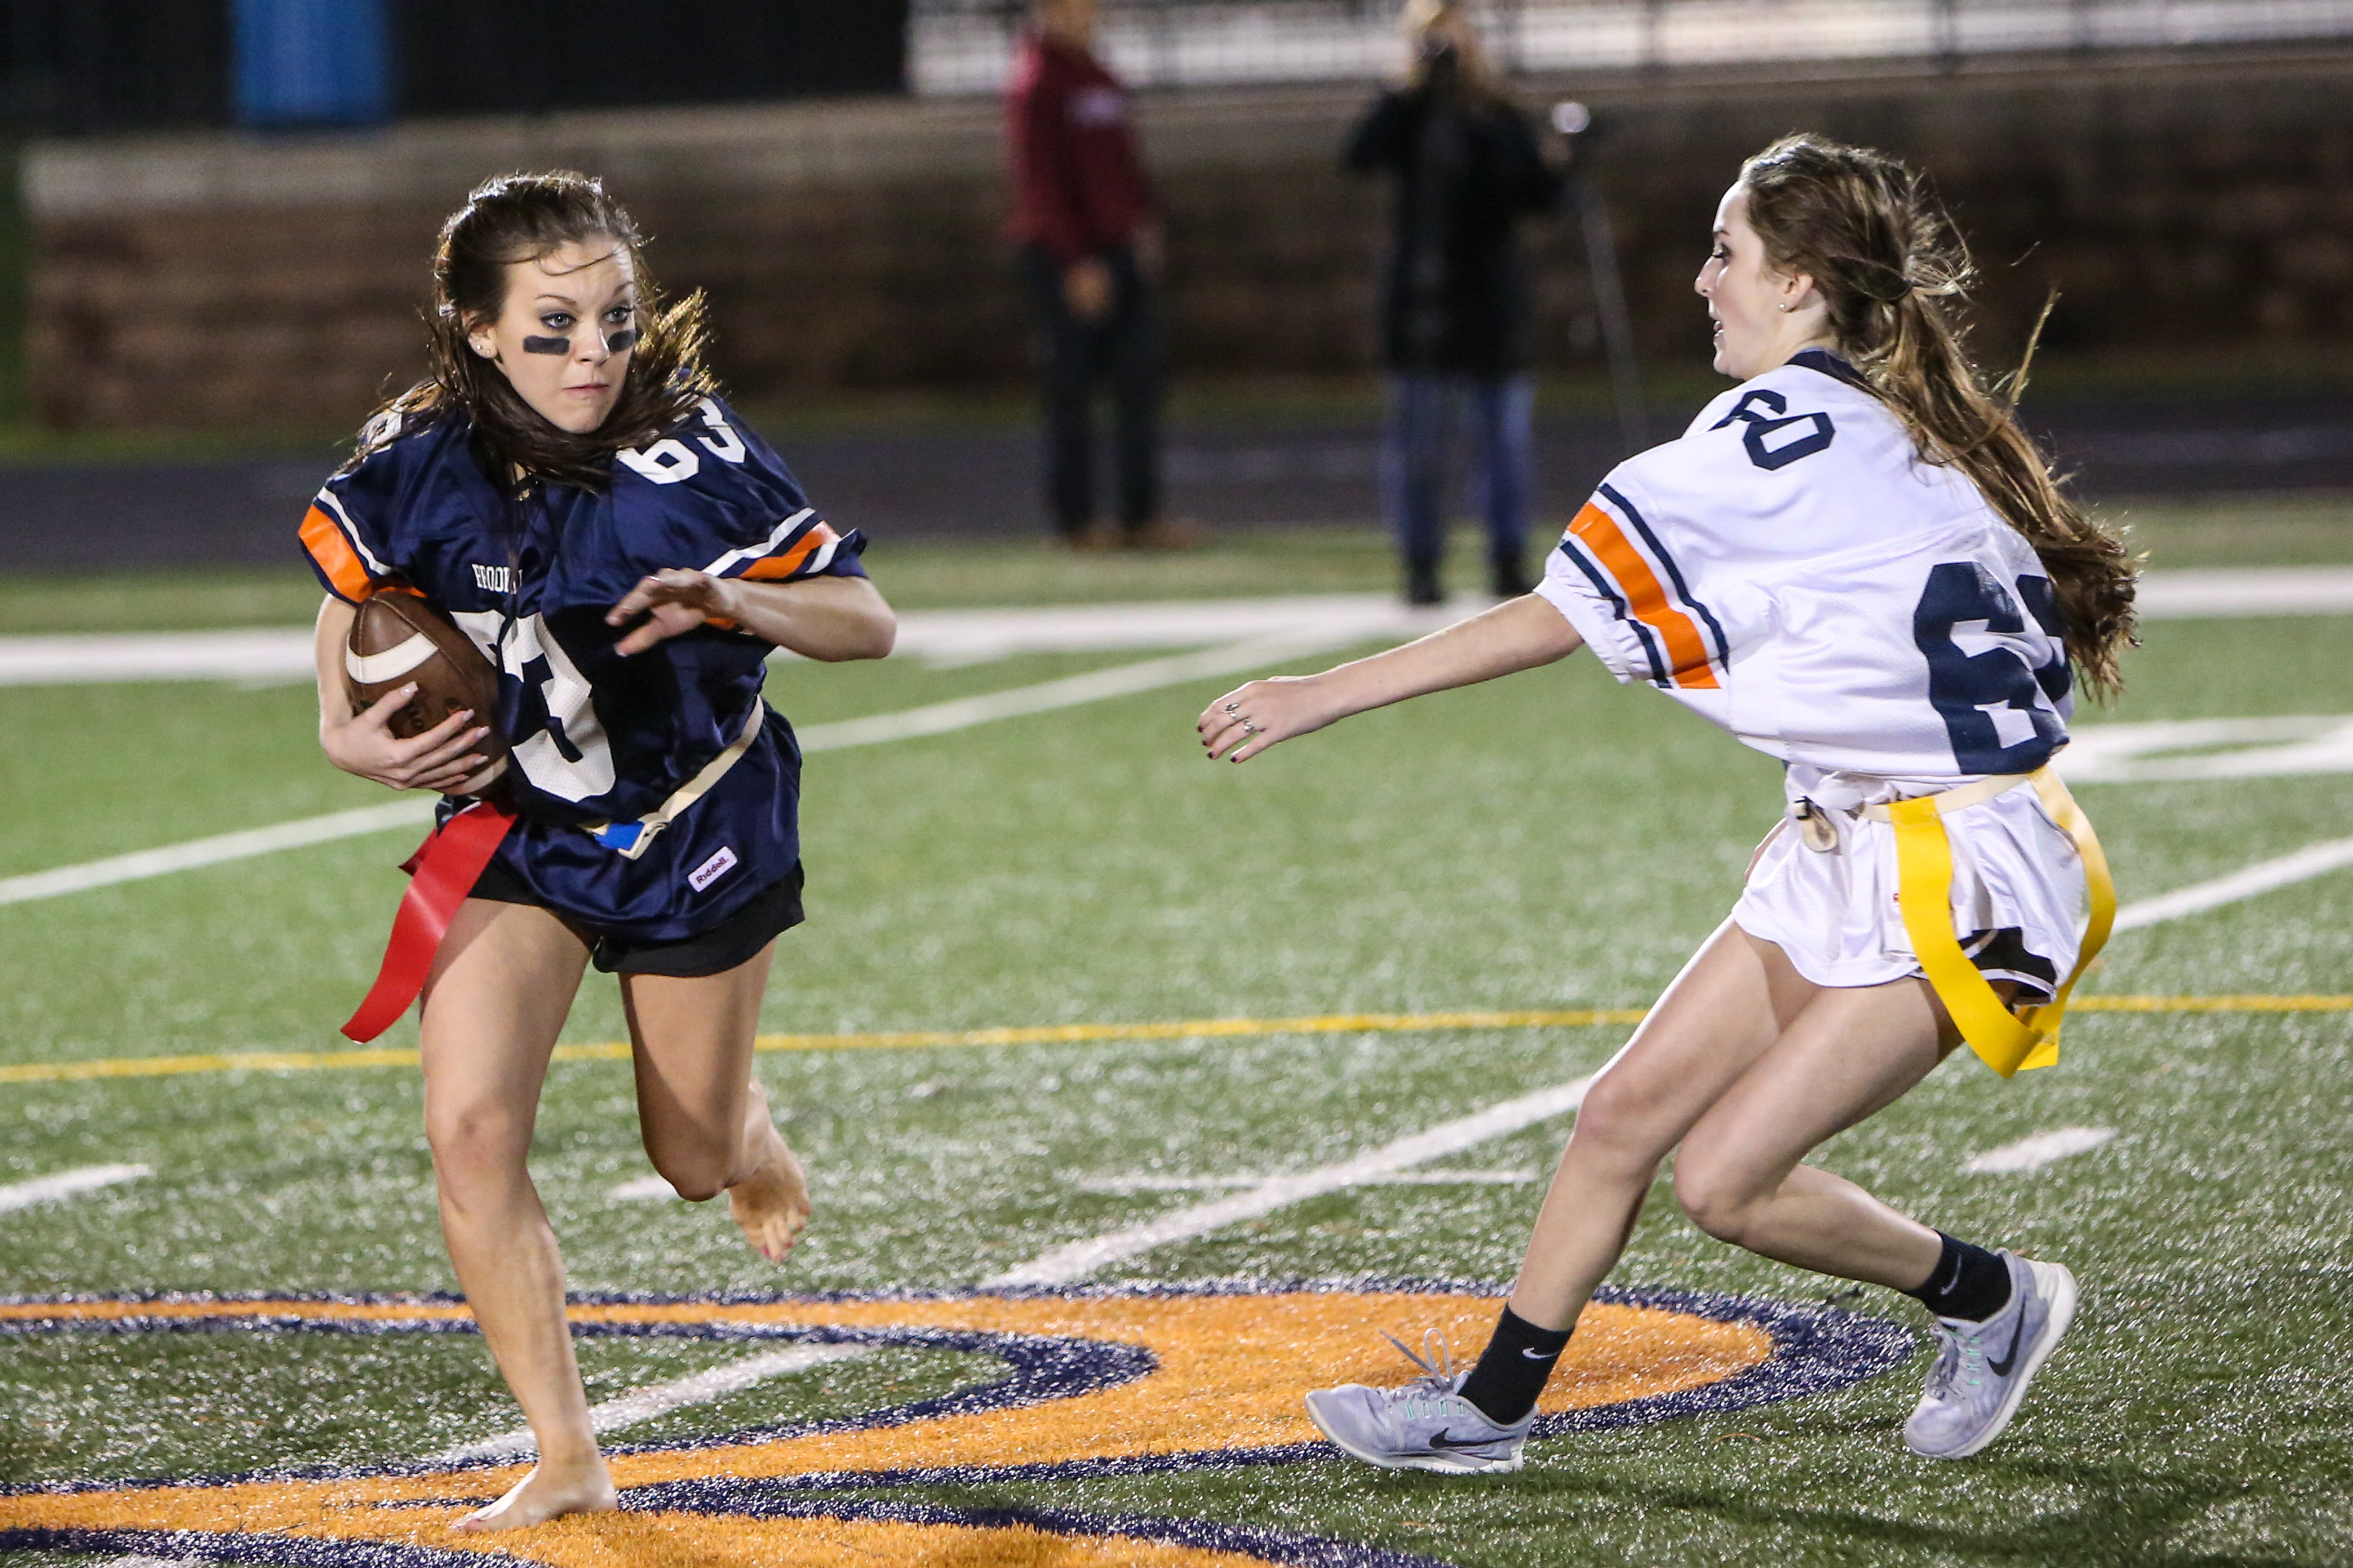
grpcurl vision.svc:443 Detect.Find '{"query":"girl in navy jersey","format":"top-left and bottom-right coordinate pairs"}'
top-left (302, 172), bottom-right (894, 1530)
top-left (1200, 136), bottom-right (2134, 1472)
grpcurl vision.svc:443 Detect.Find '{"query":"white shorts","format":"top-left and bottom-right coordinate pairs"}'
top-left (1731, 768), bottom-right (2089, 1000)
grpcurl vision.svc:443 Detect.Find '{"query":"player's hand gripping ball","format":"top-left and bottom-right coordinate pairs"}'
top-left (344, 588), bottom-right (509, 795)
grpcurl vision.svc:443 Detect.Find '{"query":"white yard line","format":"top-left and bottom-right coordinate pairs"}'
top-left (0, 628), bottom-right (318, 686)
top-left (1076, 1168), bottom-right (1534, 1194)
top-left (0, 598), bottom-right (1458, 686)
top-left (2133, 566), bottom-right (2353, 618)
top-left (0, 632), bottom-right (1370, 911)
top-left (15, 577), bottom-right (2353, 909)
top-left (0, 802), bottom-right (436, 908)
top-left (987, 1075), bottom-right (1593, 1287)
top-left (2058, 715), bottom-right (2353, 784)
top-left (621, 1162), bottom-right (1536, 1205)
top-left (448, 1075), bottom-right (1592, 1460)
top-left (0, 567), bottom-right (2331, 688)
top-left (2111, 835), bottom-right (2353, 932)
top-left (439, 1343), bottom-right (872, 1463)
top-left (791, 629), bottom-right (1364, 750)
top-left (608, 1174), bottom-right (680, 1202)
top-left (885, 595), bottom-right (1462, 667)
top-left (0, 1163), bottom-right (150, 1216)
top-left (1962, 1127), bottom-right (2117, 1174)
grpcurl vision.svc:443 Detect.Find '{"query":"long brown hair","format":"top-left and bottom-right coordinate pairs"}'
top-left (1739, 134), bottom-right (2137, 698)
top-left (353, 170), bottom-right (714, 492)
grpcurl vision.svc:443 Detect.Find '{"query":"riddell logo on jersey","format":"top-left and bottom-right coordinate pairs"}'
top-left (470, 564), bottom-right (512, 592)
top-left (689, 846), bottom-right (738, 891)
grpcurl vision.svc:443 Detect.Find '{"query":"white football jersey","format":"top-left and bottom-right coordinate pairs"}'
top-left (1535, 351), bottom-right (2071, 781)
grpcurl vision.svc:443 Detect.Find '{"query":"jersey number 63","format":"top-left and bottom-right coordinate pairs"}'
top-left (1913, 561), bottom-right (2070, 775)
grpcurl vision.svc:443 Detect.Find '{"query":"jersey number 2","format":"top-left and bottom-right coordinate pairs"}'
top-left (1912, 562), bottom-right (2068, 775)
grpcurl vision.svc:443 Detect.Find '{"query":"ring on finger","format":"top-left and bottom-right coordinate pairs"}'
top-left (1222, 700), bottom-right (1242, 715)
top-left (1241, 720), bottom-right (1260, 735)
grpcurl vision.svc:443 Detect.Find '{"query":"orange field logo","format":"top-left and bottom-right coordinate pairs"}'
top-left (0, 1281), bottom-right (1909, 1567)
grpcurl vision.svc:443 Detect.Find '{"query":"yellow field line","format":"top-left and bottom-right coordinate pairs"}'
top-left (745, 1008), bottom-right (1652, 1054)
top-left (0, 996), bottom-right (2343, 1086)
top-left (2071, 993), bottom-right (2353, 1013)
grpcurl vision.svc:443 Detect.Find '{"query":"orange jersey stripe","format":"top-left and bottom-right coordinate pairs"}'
top-left (1567, 501), bottom-right (1719, 689)
top-left (739, 521), bottom-right (839, 582)
top-left (298, 504), bottom-right (375, 602)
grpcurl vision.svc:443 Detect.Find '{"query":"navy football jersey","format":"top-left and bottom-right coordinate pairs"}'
top-left (299, 394), bottom-right (868, 942)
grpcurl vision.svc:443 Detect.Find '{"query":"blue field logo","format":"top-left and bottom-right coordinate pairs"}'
top-left (0, 1281), bottom-right (1911, 1566)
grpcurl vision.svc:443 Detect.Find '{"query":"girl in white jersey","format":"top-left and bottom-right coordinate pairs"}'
top-left (1199, 135), bottom-right (2135, 1471)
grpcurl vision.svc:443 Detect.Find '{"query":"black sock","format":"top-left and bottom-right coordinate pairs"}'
top-left (1904, 1233), bottom-right (2013, 1321)
top-left (1457, 1305), bottom-right (1572, 1425)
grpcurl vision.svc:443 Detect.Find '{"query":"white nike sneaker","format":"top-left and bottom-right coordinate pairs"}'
top-left (1904, 1250), bottom-right (2077, 1459)
top-left (1304, 1330), bottom-right (1535, 1475)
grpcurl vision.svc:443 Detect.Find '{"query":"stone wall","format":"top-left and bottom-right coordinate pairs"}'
top-left (25, 50), bottom-right (2353, 431)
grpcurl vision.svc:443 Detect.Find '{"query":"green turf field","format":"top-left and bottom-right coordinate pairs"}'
top-left (3, 511), bottom-right (2351, 1567)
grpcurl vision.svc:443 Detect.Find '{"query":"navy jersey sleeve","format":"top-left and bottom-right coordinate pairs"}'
top-left (298, 426), bottom-right (413, 604)
top-left (613, 396), bottom-right (868, 588)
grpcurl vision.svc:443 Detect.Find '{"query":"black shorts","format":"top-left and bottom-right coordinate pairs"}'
top-left (469, 858), bottom-right (805, 978)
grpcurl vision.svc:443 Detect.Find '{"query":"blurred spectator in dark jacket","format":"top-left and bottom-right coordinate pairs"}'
top-left (1346, 0), bottom-right (1561, 602)
top-left (1007, 0), bottom-right (1193, 549)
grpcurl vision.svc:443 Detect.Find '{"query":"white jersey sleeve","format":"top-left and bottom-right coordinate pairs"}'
top-left (1536, 354), bottom-right (2072, 780)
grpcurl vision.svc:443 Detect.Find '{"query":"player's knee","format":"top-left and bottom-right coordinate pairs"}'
top-left (646, 1141), bottom-right (732, 1203)
top-left (1671, 1159), bottom-right (1760, 1245)
top-left (1565, 1075), bottom-right (1676, 1172)
top-left (424, 1101), bottom-right (532, 1186)
top-left (660, 1165), bottom-right (728, 1204)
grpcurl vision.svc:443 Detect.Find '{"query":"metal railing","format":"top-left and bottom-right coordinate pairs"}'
top-left (911, 0), bottom-right (2353, 93)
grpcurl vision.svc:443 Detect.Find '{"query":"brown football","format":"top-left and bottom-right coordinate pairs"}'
top-left (345, 589), bottom-right (509, 793)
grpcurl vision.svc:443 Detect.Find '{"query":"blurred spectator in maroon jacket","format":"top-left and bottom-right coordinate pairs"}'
top-left (1006, 0), bottom-right (1194, 549)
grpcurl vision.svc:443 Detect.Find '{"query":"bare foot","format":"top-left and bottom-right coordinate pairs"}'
top-left (448, 1459), bottom-right (617, 1533)
top-left (728, 1082), bottom-right (812, 1263)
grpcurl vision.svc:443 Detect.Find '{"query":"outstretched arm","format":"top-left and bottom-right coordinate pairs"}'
top-left (607, 571), bottom-right (897, 662)
top-left (1198, 593), bottom-right (1583, 763)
